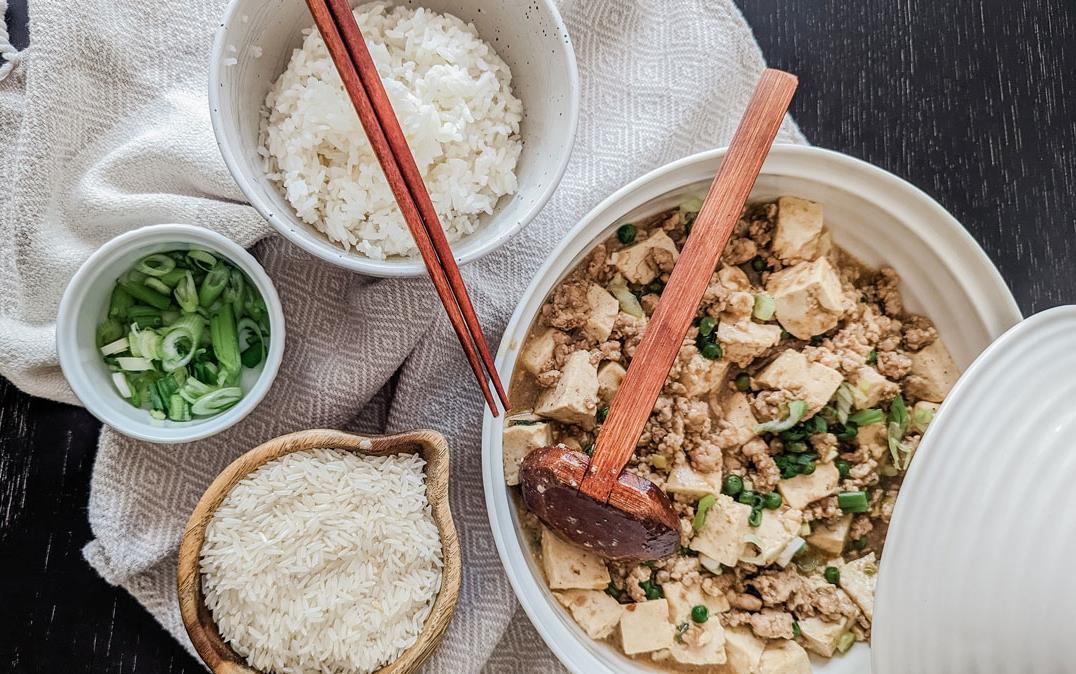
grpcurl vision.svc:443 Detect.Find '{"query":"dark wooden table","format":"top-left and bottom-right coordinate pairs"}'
top-left (2, 0), bottom-right (1074, 671)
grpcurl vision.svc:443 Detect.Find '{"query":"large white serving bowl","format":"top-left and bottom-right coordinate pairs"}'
top-left (481, 145), bottom-right (1022, 673)
top-left (209, 0), bottom-right (578, 278)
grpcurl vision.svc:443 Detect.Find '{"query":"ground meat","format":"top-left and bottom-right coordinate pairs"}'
top-left (746, 203), bottom-right (777, 248)
top-left (540, 279), bottom-right (590, 331)
top-left (742, 437), bottom-right (780, 492)
top-left (656, 554), bottom-right (702, 586)
top-left (751, 389), bottom-right (792, 422)
top-left (728, 592), bottom-right (764, 611)
top-left (582, 243), bottom-right (613, 283)
top-left (849, 515), bottom-right (873, 541)
top-left (611, 313), bottom-right (648, 359)
top-left (650, 245), bottom-right (677, 274)
top-left (749, 609), bottom-right (796, 639)
top-left (802, 496), bottom-right (841, 522)
top-left (723, 291), bottom-right (755, 323)
top-left (903, 314), bottom-right (938, 351)
top-left (598, 340), bottom-right (622, 362)
top-left (625, 565), bottom-right (652, 602)
top-left (749, 568), bottom-right (803, 605)
top-left (787, 576), bottom-right (858, 622)
top-left (811, 433), bottom-right (839, 462)
top-left (876, 349), bottom-right (912, 379)
top-left (535, 369), bottom-right (560, 387)
top-left (722, 237), bottom-right (758, 265)
top-left (873, 267), bottom-right (904, 317)
top-left (640, 292), bottom-right (661, 315)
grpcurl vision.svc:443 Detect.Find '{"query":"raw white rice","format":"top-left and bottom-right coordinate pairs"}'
top-left (260, 1), bottom-right (524, 259)
top-left (200, 448), bottom-right (443, 674)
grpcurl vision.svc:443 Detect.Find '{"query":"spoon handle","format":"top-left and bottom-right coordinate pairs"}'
top-left (580, 69), bottom-right (798, 503)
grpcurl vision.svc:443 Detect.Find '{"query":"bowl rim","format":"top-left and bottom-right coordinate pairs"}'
top-left (481, 144), bottom-right (1022, 673)
top-left (55, 224), bottom-right (286, 444)
top-left (177, 428), bottom-right (462, 674)
top-left (207, 0), bottom-right (581, 278)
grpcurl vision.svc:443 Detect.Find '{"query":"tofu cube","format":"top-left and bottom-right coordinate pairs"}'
top-left (689, 494), bottom-right (752, 566)
top-left (777, 461), bottom-right (840, 511)
top-left (856, 421), bottom-right (889, 460)
top-left (766, 257), bottom-right (846, 339)
top-left (906, 339), bottom-right (960, 403)
top-left (541, 527), bottom-right (610, 590)
top-left (519, 328), bottom-right (561, 375)
top-left (709, 391), bottom-right (759, 448)
top-left (797, 614), bottom-right (854, 657)
top-left (669, 621), bottom-right (727, 666)
top-left (718, 264), bottom-right (752, 291)
top-left (535, 350), bottom-right (600, 427)
top-left (806, 514), bottom-right (853, 555)
top-left (664, 581), bottom-right (730, 622)
top-left (838, 552), bottom-right (878, 619)
top-left (597, 361), bottom-right (626, 402)
top-left (723, 626), bottom-right (766, 674)
top-left (584, 284), bottom-right (619, 342)
top-left (502, 415), bottom-right (552, 486)
top-left (850, 365), bottom-right (894, 409)
top-left (619, 599), bottom-right (675, 655)
top-left (772, 196), bottom-right (825, 263)
top-left (717, 320), bottom-right (783, 368)
top-left (612, 230), bottom-right (680, 285)
top-left (555, 590), bottom-right (624, 639)
top-left (755, 349), bottom-right (843, 415)
top-left (678, 352), bottom-right (731, 397)
top-left (759, 639), bottom-right (812, 674)
top-left (740, 507), bottom-right (803, 566)
top-left (665, 464), bottom-right (724, 499)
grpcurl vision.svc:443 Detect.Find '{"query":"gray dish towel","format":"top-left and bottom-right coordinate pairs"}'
top-left (0, 0), bottom-right (804, 670)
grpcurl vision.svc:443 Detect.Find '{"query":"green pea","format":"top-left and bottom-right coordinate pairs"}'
top-left (737, 490), bottom-right (757, 505)
top-left (786, 441), bottom-right (808, 454)
top-left (700, 342), bottom-right (722, 360)
top-left (734, 372), bottom-right (751, 392)
top-left (801, 461), bottom-right (817, 475)
top-left (835, 459), bottom-right (851, 478)
top-left (597, 406), bottom-right (610, 423)
top-left (698, 316), bottom-right (717, 337)
top-left (691, 605), bottom-right (709, 623)
top-left (617, 223), bottom-right (637, 244)
top-left (647, 281), bottom-right (665, 294)
top-left (762, 491), bottom-right (782, 510)
top-left (751, 256), bottom-right (767, 272)
top-left (824, 566), bottom-right (840, 585)
top-left (722, 474), bottom-right (744, 497)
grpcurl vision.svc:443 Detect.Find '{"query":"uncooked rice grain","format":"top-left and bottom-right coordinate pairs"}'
top-left (260, 1), bottom-right (524, 259)
top-left (200, 448), bottom-right (443, 674)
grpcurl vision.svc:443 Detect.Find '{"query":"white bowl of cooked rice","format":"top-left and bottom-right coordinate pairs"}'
top-left (209, 0), bottom-right (578, 277)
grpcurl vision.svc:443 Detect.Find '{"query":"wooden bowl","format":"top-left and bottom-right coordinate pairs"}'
top-left (177, 428), bottom-right (462, 674)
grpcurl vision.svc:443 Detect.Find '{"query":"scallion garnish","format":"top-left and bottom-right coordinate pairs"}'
top-left (838, 490), bottom-right (869, 513)
top-left (848, 408), bottom-right (884, 426)
top-left (692, 494), bottom-right (716, 530)
top-left (755, 400), bottom-right (808, 433)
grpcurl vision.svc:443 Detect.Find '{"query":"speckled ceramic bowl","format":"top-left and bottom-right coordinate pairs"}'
top-left (209, 0), bottom-right (579, 277)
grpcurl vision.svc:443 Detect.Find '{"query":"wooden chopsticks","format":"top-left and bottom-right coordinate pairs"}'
top-left (303, 0), bottom-right (508, 415)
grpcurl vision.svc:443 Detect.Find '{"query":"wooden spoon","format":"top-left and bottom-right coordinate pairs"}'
top-left (519, 69), bottom-right (798, 561)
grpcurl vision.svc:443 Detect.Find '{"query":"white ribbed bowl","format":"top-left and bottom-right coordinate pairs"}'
top-left (209, 0), bottom-right (579, 277)
top-left (873, 305), bottom-right (1076, 674)
top-left (481, 145), bottom-right (1022, 674)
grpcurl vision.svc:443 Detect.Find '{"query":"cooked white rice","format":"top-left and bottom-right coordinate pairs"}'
top-left (200, 448), bottom-right (443, 674)
top-left (260, 1), bottom-right (524, 260)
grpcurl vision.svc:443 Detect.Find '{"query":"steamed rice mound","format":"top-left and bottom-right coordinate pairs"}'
top-left (260, 1), bottom-right (524, 259)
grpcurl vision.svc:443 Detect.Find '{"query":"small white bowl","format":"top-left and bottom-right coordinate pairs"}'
top-left (481, 145), bottom-right (1022, 674)
top-left (209, 0), bottom-right (579, 278)
top-left (56, 225), bottom-right (285, 444)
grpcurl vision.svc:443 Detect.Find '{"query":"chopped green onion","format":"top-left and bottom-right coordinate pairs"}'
top-left (848, 408), bottom-right (884, 426)
top-left (804, 415), bottom-right (828, 434)
top-left (108, 286), bottom-right (134, 320)
top-left (199, 264), bottom-right (230, 307)
top-left (126, 305), bottom-right (163, 328)
top-left (617, 223), bottom-right (637, 244)
top-left (691, 605), bottom-right (709, 623)
top-left (240, 342), bottom-right (264, 368)
top-left (792, 621), bottom-right (801, 638)
top-left (786, 440), bottom-right (808, 454)
top-left (116, 356), bottom-right (154, 371)
top-left (866, 349), bottom-right (878, 364)
top-left (608, 274), bottom-right (644, 319)
top-left (748, 507), bottom-right (763, 527)
top-left (99, 337), bottom-right (129, 356)
top-left (836, 632), bottom-right (856, 654)
top-left (210, 304), bottom-right (241, 378)
top-left (597, 405), bottom-right (610, 424)
top-left (752, 293), bottom-right (776, 321)
top-left (824, 566), bottom-right (841, 584)
top-left (112, 372), bottom-right (132, 398)
top-left (118, 277), bottom-right (172, 310)
top-left (912, 404), bottom-right (936, 433)
top-left (722, 474), bottom-right (744, 497)
top-left (167, 394), bottom-right (191, 422)
top-left (835, 459), bottom-right (851, 478)
top-left (160, 327), bottom-right (197, 371)
top-left (680, 197), bottom-right (704, 213)
top-left (128, 325), bottom-right (162, 360)
top-left (755, 400), bottom-right (808, 434)
top-left (834, 383), bottom-right (853, 425)
top-left (838, 490), bottom-right (870, 513)
top-left (187, 249), bottom-right (218, 271)
top-left (888, 395), bottom-right (912, 469)
top-left (96, 319), bottom-right (125, 347)
top-left (157, 268), bottom-right (189, 288)
top-left (174, 271), bottom-right (198, 313)
top-left (143, 277), bottom-right (171, 295)
top-left (136, 254), bottom-right (176, 277)
top-left (190, 387), bottom-right (242, 416)
top-left (693, 494), bottom-right (716, 530)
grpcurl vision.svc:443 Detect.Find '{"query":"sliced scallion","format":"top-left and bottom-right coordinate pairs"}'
top-left (100, 337), bottom-right (130, 356)
top-left (752, 293), bottom-right (776, 321)
top-left (190, 387), bottom-right (242, 416)
top-left (136, 254), bottom-right (176, 277)
top-left (755, 400), bottom-right (808, 434)
top-left (174, 271), bottom-right (198, 313)
top-left (199, 264), bottom-right (230, 307)
top-left (143, 277), bottom-right (171, 295)
top-left (838, 490), bottom-right (870, 513)
top-left (116, 356), bottom-right (154, 371)
top-left (112, 372), bottom-right (132, 398)
top-left (848, 408), bottom-right (884, 426)
top-left (187, 249), bottom-right (218, 271)
top-left (692, 494), bottom-right (716, 531)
